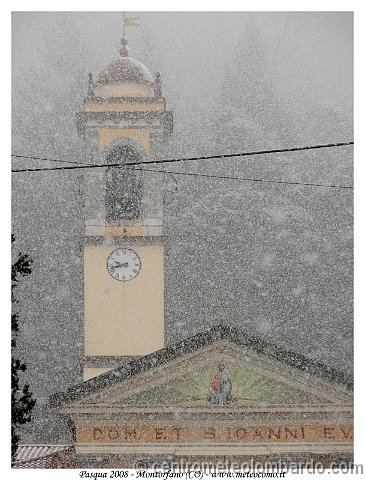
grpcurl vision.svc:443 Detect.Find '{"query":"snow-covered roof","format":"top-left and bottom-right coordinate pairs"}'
top-left (50, 324), bottom-right (353, 408)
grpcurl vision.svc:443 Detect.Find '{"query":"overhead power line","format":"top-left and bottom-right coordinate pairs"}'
top-left (133, 167), bottom-right (353, 190)
top-left (9, 152), bottom-right (353, 189)
top-left (11, 141), bottom-right (354, 174)
top-left (10, 154), bottom-right (84, 166)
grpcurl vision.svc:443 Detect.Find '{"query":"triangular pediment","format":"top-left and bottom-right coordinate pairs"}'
top-left (122, 358), bottom-right (327, 406)
top-left (56, 334), bottom-right (352, 411)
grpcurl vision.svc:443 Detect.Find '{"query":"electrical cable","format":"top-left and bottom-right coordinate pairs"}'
top-left (11, 141), bottom-right (354, 173)
top-left (131, 167), bottom-right (353, 190)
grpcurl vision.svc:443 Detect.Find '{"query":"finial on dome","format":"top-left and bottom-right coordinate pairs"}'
top-left (119, 37), bottom-right (130, 57)
top-left (87, 72), bottom-right (95, 97)
top-left (155, 72), bottom-right (162, 98)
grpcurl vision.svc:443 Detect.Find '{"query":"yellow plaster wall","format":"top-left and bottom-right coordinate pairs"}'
top-left (94, 83), bottom-right (155, 98)
top-left (99, 128), bottom-right (150, 154)
top-left (85, 102), bottom-right (165, 113)
top-left (84, 245), bottom-right (164, 357)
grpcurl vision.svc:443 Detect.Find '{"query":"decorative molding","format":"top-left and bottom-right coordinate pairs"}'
top-left (83, 235), bottom-right (167, 246)
top-left (76, 111), bottom-right (173, 137)
top-left (60, 405), bottom-right (354, 425)
top-left (75, 442), bottom-right (353, 456)
top-left (84, 96), bottom-right (166, 105)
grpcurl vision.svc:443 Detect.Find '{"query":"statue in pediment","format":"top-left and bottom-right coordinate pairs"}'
top-left (208, 363), bottom-right (232, 405)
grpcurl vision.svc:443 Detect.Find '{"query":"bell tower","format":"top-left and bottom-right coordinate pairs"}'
top-left (76, 35), bottom-right (173, 380)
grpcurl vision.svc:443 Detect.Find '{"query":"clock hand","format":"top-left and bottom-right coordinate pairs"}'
top-left (113, 261), bottom-right (129, 268)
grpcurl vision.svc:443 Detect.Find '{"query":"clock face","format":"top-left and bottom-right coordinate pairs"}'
top-left (107, 248), bottom-right (141, 282)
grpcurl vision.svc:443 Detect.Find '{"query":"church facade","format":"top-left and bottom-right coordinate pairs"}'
top-left (50, 30), bottom-right (353, 469)
top-left (51, 325), bottom-right (353, 468)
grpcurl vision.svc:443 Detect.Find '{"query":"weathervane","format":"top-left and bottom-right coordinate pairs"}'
top-left (122, 11), bottom-right (140, 38)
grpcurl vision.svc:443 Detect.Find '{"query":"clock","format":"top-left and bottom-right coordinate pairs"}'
top-left (107, 248), bottom-right (141, 282)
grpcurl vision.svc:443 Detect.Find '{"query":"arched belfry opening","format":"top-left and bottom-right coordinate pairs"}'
top-left (105, 143), bottom-right (143, 222)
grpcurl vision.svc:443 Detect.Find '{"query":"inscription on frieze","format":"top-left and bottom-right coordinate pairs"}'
top-left (77, 425), bottom-right (353, 444)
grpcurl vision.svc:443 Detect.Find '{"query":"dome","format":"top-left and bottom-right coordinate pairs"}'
top-left (96, 57), bottom-right (154, 86)
top-left (95, 37), bottom-right (154, 87)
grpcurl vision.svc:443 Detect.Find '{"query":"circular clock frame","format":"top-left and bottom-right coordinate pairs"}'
top-left (106, 248), bottom-right (141, 282)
